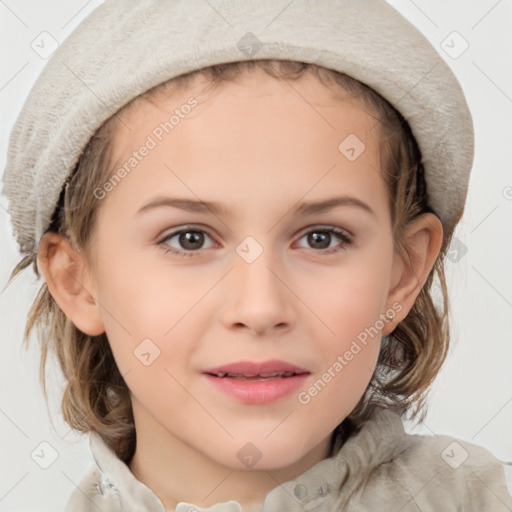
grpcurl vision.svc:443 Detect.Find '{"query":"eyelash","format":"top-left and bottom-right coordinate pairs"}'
top-left (157, 225), bottom-right (353, 258)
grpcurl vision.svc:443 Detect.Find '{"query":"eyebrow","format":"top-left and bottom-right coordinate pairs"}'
top-left (136, 195), bottom-right (376, 219)
top-left (291, 196), bottom-right (376, 219)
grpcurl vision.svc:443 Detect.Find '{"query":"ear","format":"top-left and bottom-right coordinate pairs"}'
top-left (382, 213), bottom-right (443, 336)
top-left (37, 232), bottom-right (105, 336)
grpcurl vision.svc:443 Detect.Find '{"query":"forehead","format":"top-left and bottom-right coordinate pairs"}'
top-left (113, 66), bottom-right (382, 156)
top-left (104, 67), bottom-right (387, 217)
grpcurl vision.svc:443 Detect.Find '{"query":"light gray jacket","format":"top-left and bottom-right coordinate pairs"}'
top-left (65, 407), bottom-right (512, 511)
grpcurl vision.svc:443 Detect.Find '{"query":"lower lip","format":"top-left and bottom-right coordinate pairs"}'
top-left (203, 374), bottom-right (309, 404)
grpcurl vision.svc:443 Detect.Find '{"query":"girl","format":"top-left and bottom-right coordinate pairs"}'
top-left (2, 1), bottom-right (511, 510)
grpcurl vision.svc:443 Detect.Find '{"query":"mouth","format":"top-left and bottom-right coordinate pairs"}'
top-left (202, 360), bottom-right (310, 403)
top-left (206, 371), bottom-right (305, 380)
top-left (203, 359), bottom-right (309, 379)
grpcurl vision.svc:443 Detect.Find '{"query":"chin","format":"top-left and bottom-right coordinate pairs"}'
top-left (214, 434), bottom-right (321, 472)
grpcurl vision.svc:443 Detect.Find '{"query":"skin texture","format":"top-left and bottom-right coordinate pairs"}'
top-left (38, 68), bottom-right (443, 510)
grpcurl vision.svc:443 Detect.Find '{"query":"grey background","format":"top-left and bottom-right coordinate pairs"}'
top-left (1, 0), bottom-right (511, 509)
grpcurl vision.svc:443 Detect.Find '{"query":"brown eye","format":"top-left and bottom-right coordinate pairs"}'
top-left (159, 227), bottom-right (216, 256)
top-left (177, 230), bottom-right (205, 250)
top-left (296, 226), bottom-right (352, 253)
top-left (307, 231), bottom-right (331, 249)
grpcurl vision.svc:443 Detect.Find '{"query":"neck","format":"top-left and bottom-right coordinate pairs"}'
top-left (128, 399), bottom-right (333, 510)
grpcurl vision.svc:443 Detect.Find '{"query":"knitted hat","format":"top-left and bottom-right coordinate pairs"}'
top-left (2, 0), bottom-right (474, 255)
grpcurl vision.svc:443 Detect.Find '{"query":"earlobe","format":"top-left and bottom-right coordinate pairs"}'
top-left (37, 232), bottom-right (105, 336)
top-left (382, 213), bottom-right (443, 336)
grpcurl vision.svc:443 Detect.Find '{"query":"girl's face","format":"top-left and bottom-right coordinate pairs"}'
top-left (85, 69), bottom-right (404, 471)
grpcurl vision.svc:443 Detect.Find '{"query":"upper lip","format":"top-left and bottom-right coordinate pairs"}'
top-left (203, 359), bottom-right (310, 377)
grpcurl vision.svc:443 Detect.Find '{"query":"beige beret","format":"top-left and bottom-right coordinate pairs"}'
top-left (2, 0), bottom-right (474, 254)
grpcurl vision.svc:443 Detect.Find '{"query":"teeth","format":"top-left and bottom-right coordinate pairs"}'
top-left (213, 371), bottom-right (297, 379)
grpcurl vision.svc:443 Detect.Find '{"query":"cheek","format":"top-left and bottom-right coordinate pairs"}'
top-left (296, 269), bottom-right (388, 425)
top-left (93, 243), bottom-right (200, 332)
top-left (296, 242), bottom-right (393, 405)
top-left (90, 244), bottom-right (214, 383)
top-left (303, 244), bottom-right (394, 338)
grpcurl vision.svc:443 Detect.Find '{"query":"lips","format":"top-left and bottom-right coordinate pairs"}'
top-left (202, 360), bottom-right (310, 404)
top-left (203, 359), bottom-right (310, 379)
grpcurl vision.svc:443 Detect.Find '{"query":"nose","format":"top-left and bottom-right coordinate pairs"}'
top-left (220, 249), bottom-right (295, 336)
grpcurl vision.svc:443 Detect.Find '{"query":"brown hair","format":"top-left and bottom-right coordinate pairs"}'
top-left (11, 60), bottom-right (452, 462)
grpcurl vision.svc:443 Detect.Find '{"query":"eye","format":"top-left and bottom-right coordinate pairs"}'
top-left (158, 227), bottom-right (217, 257)
top-left (295, 226), bottom-right (352, 254)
